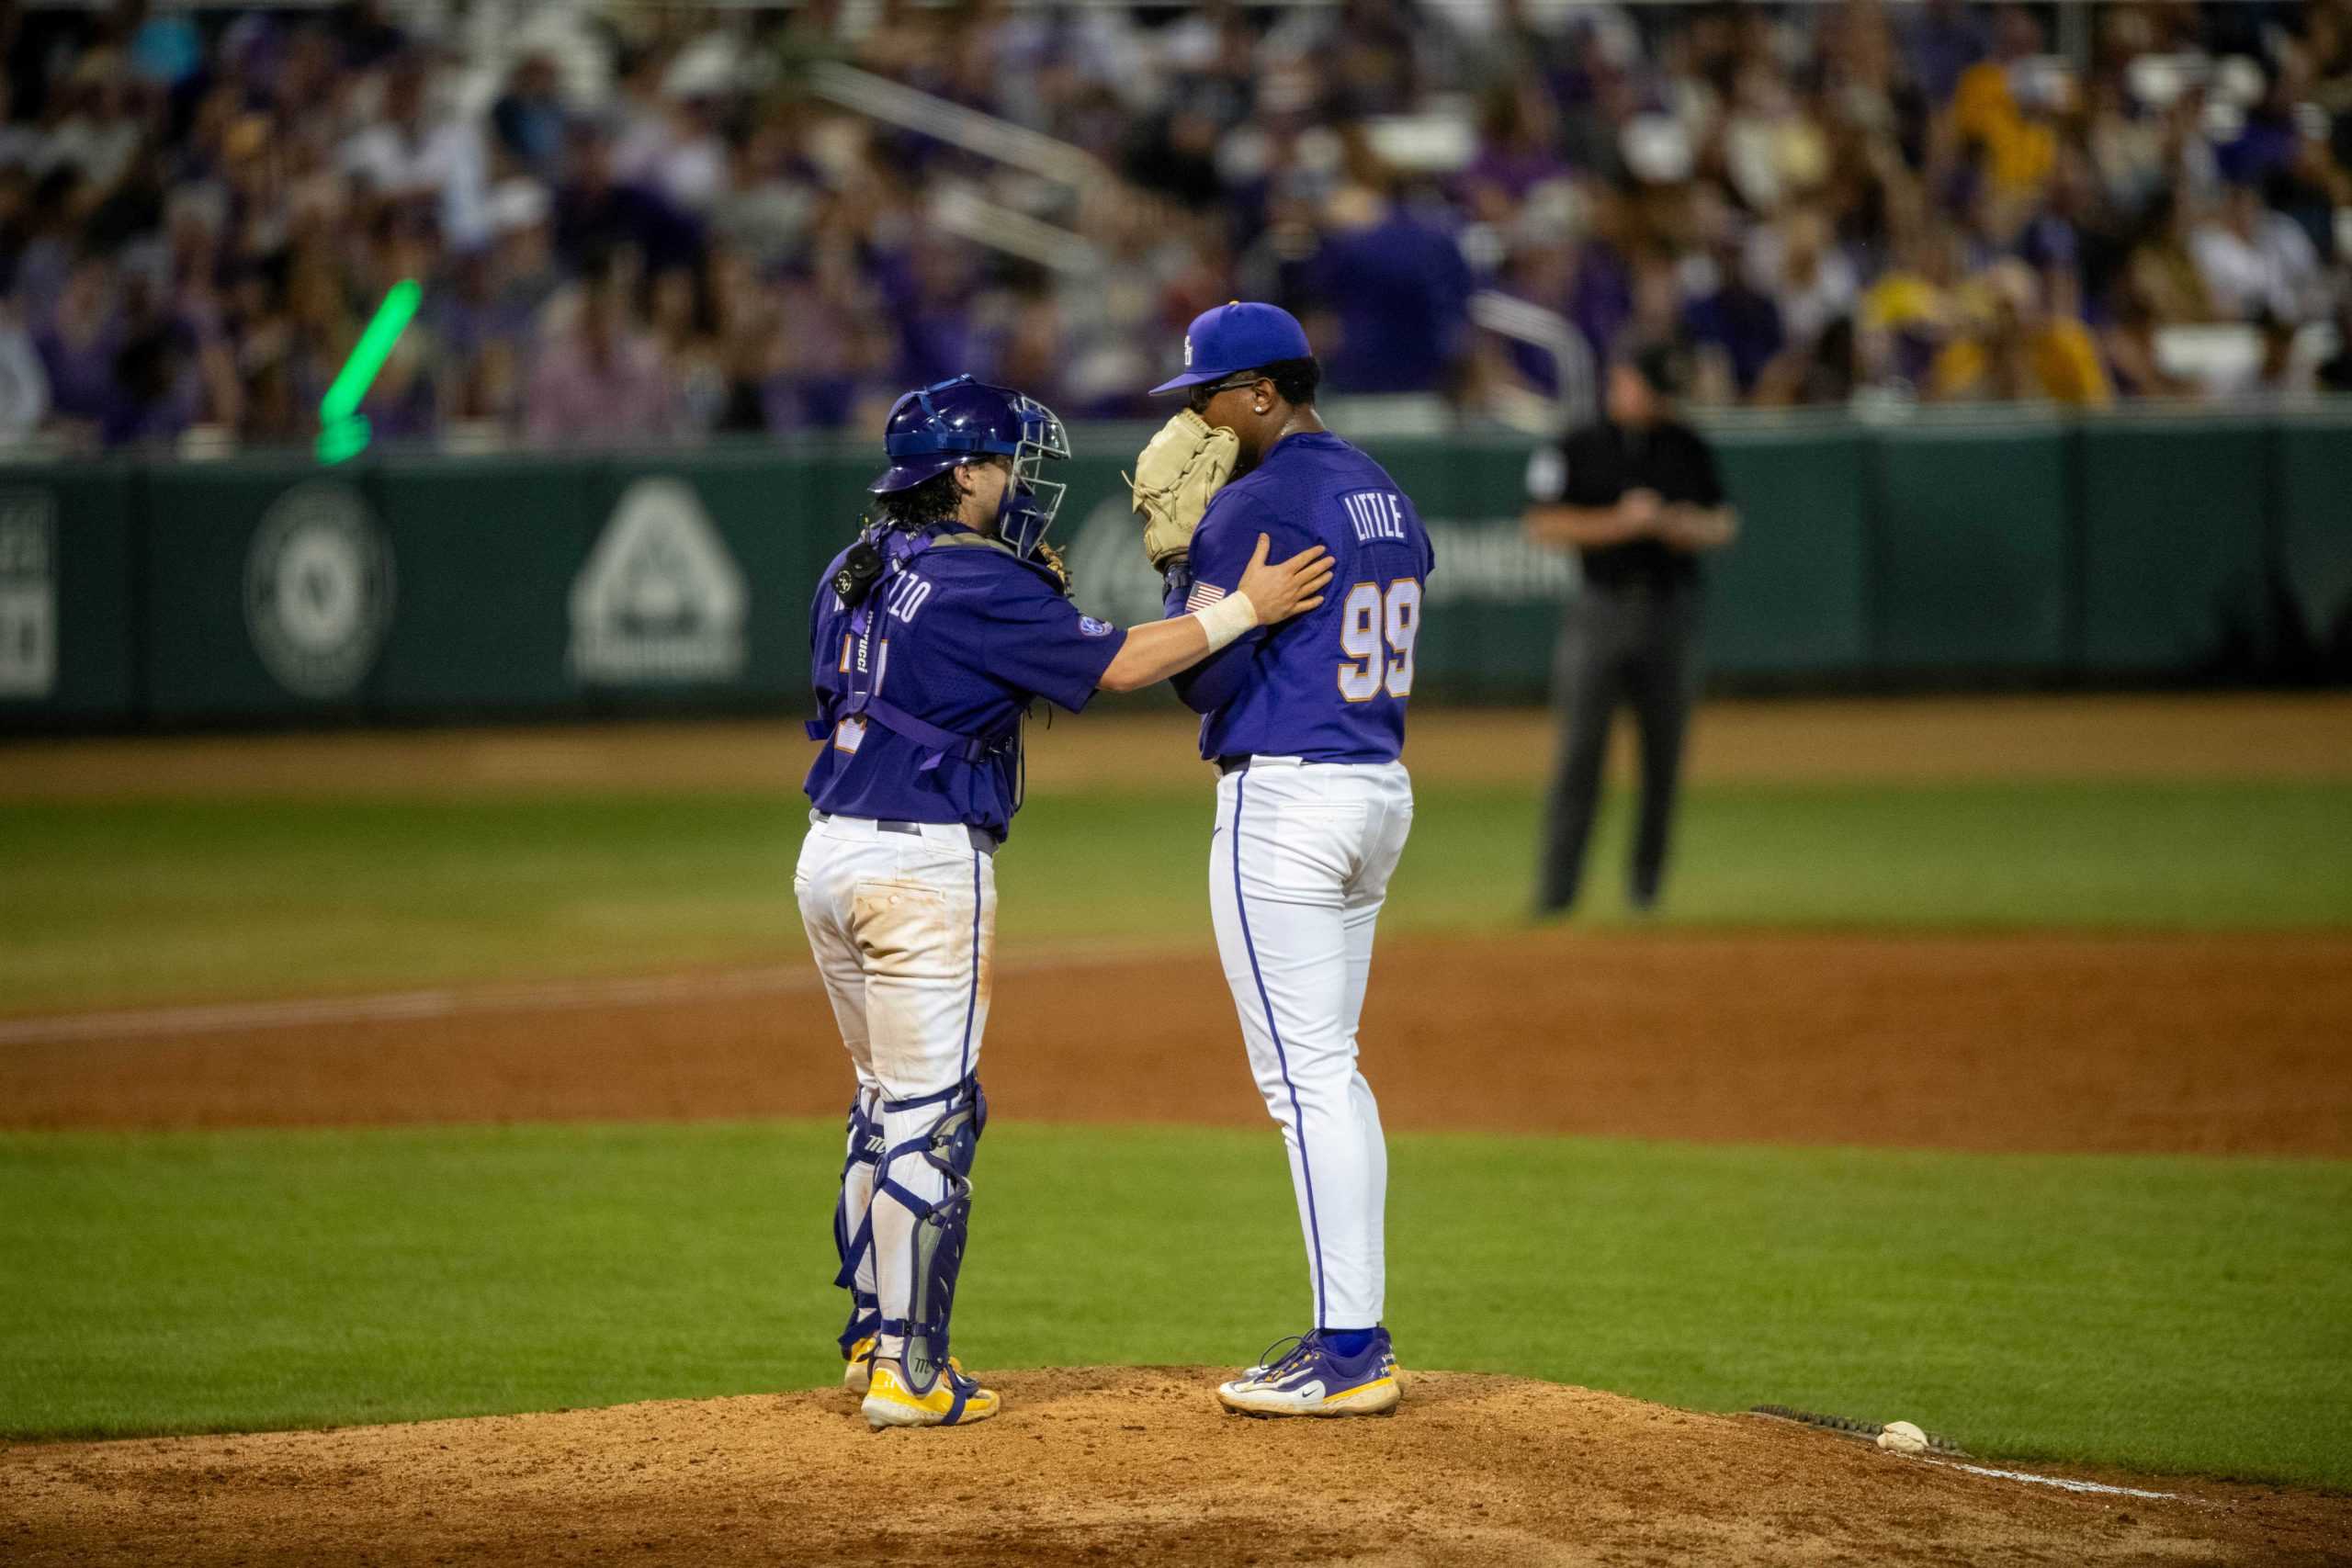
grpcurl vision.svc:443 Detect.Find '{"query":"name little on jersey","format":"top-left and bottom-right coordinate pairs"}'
top-left (1341, 491), bottom-right (1411, 544)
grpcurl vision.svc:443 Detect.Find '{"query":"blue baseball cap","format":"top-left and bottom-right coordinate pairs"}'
top-left (1150, 301), bottom-right (1314, 395)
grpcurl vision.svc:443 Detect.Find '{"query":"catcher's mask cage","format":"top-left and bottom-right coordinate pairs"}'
top-left (869, 375), bottom-right (1070, 560)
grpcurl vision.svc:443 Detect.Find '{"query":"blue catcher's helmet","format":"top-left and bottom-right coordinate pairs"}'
top-left (869, 375), bottom-right (1071, 558)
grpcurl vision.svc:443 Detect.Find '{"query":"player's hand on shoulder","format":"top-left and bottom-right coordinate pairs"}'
top-left (1236, 533), bottom-right (1333, 626)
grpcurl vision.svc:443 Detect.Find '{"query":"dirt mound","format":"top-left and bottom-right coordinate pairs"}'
top-left (5, 1371), bottom-right (2346, 1566)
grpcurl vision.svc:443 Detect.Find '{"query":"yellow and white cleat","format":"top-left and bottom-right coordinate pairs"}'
top-left (861, 1359), bottom-right (1001, 1429)
top-left (842, 1335), bottom-right (878, 1395)
top-left (845, 1337), bottom-right (968, 1399)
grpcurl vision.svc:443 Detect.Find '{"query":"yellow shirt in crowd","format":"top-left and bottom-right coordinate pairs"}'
top-left (1951, 61), bottom-right (2057, 194)
top-left (1930, 319), bottom-right (2115, 407)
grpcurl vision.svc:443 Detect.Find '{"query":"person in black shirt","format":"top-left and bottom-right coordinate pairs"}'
top-left (1521, 344), bottom-right (1738, 915)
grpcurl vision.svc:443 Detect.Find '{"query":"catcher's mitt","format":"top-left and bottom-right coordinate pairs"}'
top-left (1126, 410), bottom-right (1238, 571)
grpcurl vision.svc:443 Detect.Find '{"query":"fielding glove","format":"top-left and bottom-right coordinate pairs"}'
top-left (1125, 409), bottom-right (1239, 572)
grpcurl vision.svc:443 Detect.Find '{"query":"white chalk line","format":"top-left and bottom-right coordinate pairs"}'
top-left (1928, 1459), bottom-right (2180, 1501)
top-left (0, 946), bottom-right (1168, 1047)
top-left (0, 968), bottom-right (818, 1045)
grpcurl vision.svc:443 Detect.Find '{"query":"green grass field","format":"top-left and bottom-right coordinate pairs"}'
top-left (6, 779), bottom-right (2351, 1011)
top-left (4, 1122), bottom-right (2346, 1486)
top-left (3, 752), bottom-right (2348, 1491)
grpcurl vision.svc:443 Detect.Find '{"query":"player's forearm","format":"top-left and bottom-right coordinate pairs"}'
top-left (1524, 503), bottom-right (1649, 547)
top-left (1102, 576), bottom-right (1270, 692)
top-left (1099, 616), bottom-right (1211, 693)
top-left (1661, 506), bottom-right (1738, 553)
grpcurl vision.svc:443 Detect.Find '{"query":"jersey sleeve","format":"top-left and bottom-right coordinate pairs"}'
top-left (1166, 487), bottom-right (1285, 715)
top-left (1174, 485), bottom-right (1317, 614)
top-left (808, 561), bottom-right (844, 705)
top-left (976, 568), bottom-right (1128, 714)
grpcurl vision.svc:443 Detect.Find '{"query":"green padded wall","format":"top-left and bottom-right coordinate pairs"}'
top-left (2077, 421), bottom-right (2273, 671)
top-left (2278, 418), bottom-right (2352, 653)
top-left (370, 456), bottom-right (597, 713)
top-left (1707, 429), bottom-right (1869, 673)
top-left (1872, 425), bottom-right (2070, 669)
top-left (10, 412), bottom-right (2350, 735)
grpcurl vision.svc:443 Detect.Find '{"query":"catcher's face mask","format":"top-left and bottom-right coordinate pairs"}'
top-left (993, 392), bottom-right (1069, 559)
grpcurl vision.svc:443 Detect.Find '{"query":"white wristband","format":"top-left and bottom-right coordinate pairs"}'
top-left (1192, 591), bottom-right (1259, 654)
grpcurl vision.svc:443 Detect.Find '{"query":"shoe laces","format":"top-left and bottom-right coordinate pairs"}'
top-left (1252, 1332), bottom-right (1321, 1382)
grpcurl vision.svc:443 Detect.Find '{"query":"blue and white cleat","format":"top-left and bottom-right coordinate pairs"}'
top-left (862, 1359), bottom-right (1001, 1429)
top-left (1216, 1329), bottom-right (1401, 1417)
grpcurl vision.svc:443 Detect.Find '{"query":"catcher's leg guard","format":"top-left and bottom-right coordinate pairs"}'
top-left (832, 1087), bottom-right (884, 1356)
top-left (873, 1076), bottom-right (988, 1397)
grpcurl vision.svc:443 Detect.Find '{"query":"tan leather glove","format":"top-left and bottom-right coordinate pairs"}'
top-left (1126, 409), bottom-right (1239, 572)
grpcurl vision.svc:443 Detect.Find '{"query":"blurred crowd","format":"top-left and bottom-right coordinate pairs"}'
top-left (2, 0), bottom-right (2351, 454)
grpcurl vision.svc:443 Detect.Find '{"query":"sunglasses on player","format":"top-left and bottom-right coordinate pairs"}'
top-left (1186, 373), bottom-right (1269, 415)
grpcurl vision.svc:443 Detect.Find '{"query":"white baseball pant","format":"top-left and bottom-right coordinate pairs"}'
top-left (796, 813), bottom-right (996, 1361)
top-left (1209, 757), bottom-right (1414, 1332)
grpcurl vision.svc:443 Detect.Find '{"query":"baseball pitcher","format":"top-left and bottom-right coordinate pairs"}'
top-left (1134, 304), bottom-right (1434, 1416)
top-left (804, 374), bottom-right (1332, 1429)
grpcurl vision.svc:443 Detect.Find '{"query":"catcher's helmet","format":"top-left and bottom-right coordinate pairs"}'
top-left (870, 375), bottom-right (1070, 558)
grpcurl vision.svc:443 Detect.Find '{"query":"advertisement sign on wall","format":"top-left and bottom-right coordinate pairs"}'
top-left (569, 477), bottom-right (748, 686)
top-left (243, 480), bottom-right (397, 699)
top-left (0, 490), bottom-right (57, 699)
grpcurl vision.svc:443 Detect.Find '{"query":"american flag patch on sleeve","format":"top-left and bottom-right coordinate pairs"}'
top-left (1185, 581), bottom-right (1227, 613)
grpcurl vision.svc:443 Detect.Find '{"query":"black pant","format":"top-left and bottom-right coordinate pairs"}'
top-left (1537, 580), bottom-right (1702, 912)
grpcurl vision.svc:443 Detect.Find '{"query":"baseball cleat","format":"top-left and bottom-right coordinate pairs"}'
top-left (1217, 1328), bottom-right (1400, 1417)
top-left (1234, 1334), bottom-right (1399, 1381)
top-left (862, 1360), bottom-right (1000, 1429)
top-left (844, 1337), bottom-right (967, 1398)
top-left (842, 1335), bottom-right (877, 1394)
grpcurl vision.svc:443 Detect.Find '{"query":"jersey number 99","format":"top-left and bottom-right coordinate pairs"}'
top-left (1337, 579), bottom-right (1421, 702)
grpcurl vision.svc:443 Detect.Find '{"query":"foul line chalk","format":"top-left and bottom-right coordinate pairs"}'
top-left (1930, 1460), bottom-right (2180, 1501)
top-left (1747, 1407), bottom-right (2183, 1503)
top-left (0, 968), bottom-right (812, 1045)
top-left (0, 946), bottom-right (1164, 1047)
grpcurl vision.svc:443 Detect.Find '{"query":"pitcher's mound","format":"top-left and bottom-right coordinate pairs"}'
top-left (6, 1369), bottom-right (2346, 1565)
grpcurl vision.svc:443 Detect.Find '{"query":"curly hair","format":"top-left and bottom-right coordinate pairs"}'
top-left (873, 468), bottom-right (966, 530)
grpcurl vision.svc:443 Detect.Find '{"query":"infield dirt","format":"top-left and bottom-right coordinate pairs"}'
top-left (7, 1370), bottom-right (2350, 1567)
top-left (6, 929), bottom-right (2348, 1156)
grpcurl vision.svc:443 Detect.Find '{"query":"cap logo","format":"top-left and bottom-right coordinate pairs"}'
top-left (1183, 336), bottom-right (1193, 367)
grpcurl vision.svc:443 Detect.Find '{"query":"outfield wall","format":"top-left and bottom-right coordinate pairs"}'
top-left (3, 407), bottom-right (2347, 729)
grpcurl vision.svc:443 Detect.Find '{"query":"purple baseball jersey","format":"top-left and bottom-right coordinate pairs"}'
top-left (1166, 431), bottom-right (1435, 761)
top-left (805, 525), bottom-right (1127, 840)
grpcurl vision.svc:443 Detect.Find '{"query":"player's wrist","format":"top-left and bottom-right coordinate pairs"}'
top-left (1193, 591), bottom-right (1258, 653)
